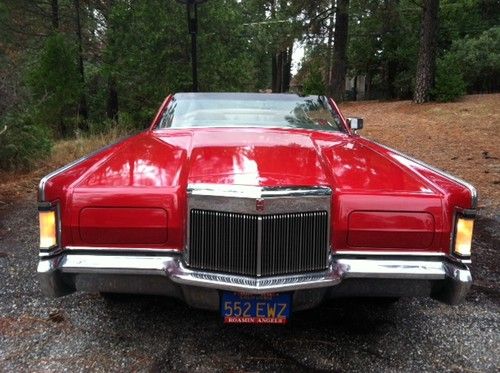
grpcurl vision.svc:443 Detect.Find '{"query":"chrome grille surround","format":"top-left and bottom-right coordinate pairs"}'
top-left (186, 184), bottom-right (332, 277)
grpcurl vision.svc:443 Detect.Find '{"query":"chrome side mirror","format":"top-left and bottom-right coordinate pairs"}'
top-left (347, 117), bottom-right (364, 131)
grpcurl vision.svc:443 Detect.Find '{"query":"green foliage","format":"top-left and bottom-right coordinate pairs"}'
top-left (298, 48), bottom-right (327, 95)
top-left (102, 0), bottom-right (188, 127)
top-left (26, 33), bottom-right (82, 137)
top-left (0, 109), bottom-right (52, 171)
top-left (347, 0), bottom-right (422, 99)
top-left (432, 54), bottom-right (466, 102)
top-left (343, 0), bottom-right (498, 100)
top-left (302, 66), bottom-right (326, 95)
top-left (450, 26), bottom-right (500, 92)
top-left (439, 0), bottom-right (499, 45)
top-left (199, 1), bottom-right (256, 91)
top-left (98, 0), bottom-right (278, 127)
top-left (87, 113), bottom-right (137, 137)
top-left (430, 26), bottom-right (500, 101)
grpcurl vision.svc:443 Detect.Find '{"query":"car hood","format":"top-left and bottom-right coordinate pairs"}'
top-left (77, 128), bottom-right (438, 196)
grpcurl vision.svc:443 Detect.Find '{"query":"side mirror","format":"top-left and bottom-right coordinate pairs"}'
top-left (347, 117), bottom-right (364, 131)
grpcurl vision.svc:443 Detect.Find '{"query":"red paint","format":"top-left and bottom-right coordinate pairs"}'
top-left (348, 211), bottom-right (435, 249)
top-left (79, 207), bottom-right (168, 244)
top-left (42, 95), bottom-right (475, 255)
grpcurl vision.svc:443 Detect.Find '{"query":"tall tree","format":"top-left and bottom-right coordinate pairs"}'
top-left (272, 46), bottom-right (293, 92)
top-left (51, 0), bottom-right (59, 30)
top-left (413, 0), bottom-right (439, 103)
top-left (264, 0), bottom-right (303, 92)
top-left (73, 0), bottom-right (88, 121)
top-left (96, 0), bottom-right (120, 120)
top-left (269, 0), bottom-right (294, 93)
top-left (326, 0), bottom-right (335, 94)
top-left (330, 0), bottom-right (349, 101)
top-left (27, 33), bottom-right (81, 136)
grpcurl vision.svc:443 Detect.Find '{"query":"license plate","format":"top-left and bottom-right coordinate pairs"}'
top-left (221, 292), bottom-right (291, 324)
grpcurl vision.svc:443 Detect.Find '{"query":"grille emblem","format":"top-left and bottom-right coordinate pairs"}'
top-left (256, 198), bottom-right (265, 211)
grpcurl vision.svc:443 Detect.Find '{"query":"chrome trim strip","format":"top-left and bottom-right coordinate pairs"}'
top-left (64, 246), bottom-right (181, 253)
top-left (335, 251), bottom-right (446, 257)
top-left (256, 216), bottom-right (263, 277)
top-left (170, 260), bottom-right (342, 292)
top-left (186, 185), bottom-right (332, 215)
top-left (39, 248), bottom-right (65, 258)
top-left (337, 259), bottom-right (445, 280)
top-left (335, 251), bottom-right (471, 265)
top-left (38, 252), bottom-right (470, 294)
top-left (155, 126), bottom-right (344, 135)
top-left (38, 136), bottom-right (131, 202)
top-left (372, 141), bottom-right (478, 209)
top-left (39, 246), bottom-right (181, 258)
top-left (187, 184), bottom-right (332, 198)
top-left (38, 254), bottom-right (176, 276)
top-left (41, 249), bottom-right (470, 264)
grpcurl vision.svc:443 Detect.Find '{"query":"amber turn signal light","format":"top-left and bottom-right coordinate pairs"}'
top-left (453, 217), bottom-right (474, 257)
top-left (39, 210), bottom-right (57, 248)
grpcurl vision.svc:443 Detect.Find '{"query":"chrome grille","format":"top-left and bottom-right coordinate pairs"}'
top-left (188, 209), bottom-right (329, 276)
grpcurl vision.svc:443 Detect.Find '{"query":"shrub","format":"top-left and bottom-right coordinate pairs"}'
top-left (0, 110), bottom-right (52, 171)
top-left (26, 33), bottom-right (82, 137)
top-left (432, 53), bottom-right (466, 102)
top-left (450, 26), bottom-right (500, 92)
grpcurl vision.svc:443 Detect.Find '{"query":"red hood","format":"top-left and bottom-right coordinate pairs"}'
top-left (77, 128), bottom-right (438, 197)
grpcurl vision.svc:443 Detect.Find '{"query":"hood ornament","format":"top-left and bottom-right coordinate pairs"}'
top-left (256, 198), bottom-right (265, 212)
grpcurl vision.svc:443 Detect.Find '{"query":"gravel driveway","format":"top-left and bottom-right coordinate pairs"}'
top-left (0, 197), bottom-right (499, 372)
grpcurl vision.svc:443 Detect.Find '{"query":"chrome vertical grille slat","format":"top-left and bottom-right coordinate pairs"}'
top-left (188, 209), bottom-right (328, 277)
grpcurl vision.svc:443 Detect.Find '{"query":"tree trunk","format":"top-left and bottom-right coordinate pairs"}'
top-left (74, 0), bottom-right (88, 122)
top-left (413, 0), bottom-right (439, 103)
top-left (104, 1), bottom-right (118, 120)
top-left (331, 0), bottom-right (349, 102)
top-left (272, 54), bottom-right (278, 92)
top-left (51, 0), bottom-right (59, 30)
top-left (326, 0), bottom-right (335, 96)
top-left (272, 52), bottom-right (284, 93)
top-left (366, 73), bottom-right (372, 100)
top-left (381, 0), bottom-right (400, 99)
top-left (268, 0), bottom-right (292, 93)
top-left (272, 48), bottom-right (292, 93)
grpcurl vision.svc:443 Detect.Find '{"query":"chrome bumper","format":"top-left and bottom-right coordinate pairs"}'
top-left (38, 252), bottom-right (472, 310)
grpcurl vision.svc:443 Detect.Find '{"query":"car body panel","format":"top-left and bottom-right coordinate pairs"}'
top-left (79, 207), bottom-right (168, 244)
top-left (347, 211), bottom-right (435, 249)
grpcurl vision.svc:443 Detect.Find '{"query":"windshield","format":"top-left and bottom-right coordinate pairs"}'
top-left (156, 93), bottom-right (345, 132)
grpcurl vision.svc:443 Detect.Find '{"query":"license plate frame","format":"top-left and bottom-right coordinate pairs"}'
top-left (220, 292), bottom-right (292, 324)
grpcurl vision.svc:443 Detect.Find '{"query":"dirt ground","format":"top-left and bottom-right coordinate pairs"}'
top-left (0, 94), bottom-right (499, 372)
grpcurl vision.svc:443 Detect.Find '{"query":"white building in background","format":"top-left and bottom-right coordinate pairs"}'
top-left (345, 75), bottom-right (366, 100)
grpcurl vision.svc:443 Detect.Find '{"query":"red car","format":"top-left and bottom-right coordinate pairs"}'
top-left (38, 93), bottom-right (476, 324)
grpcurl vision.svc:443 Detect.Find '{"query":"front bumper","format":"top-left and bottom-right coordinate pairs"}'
top-left (38, 251), bottom-right (472, 310)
